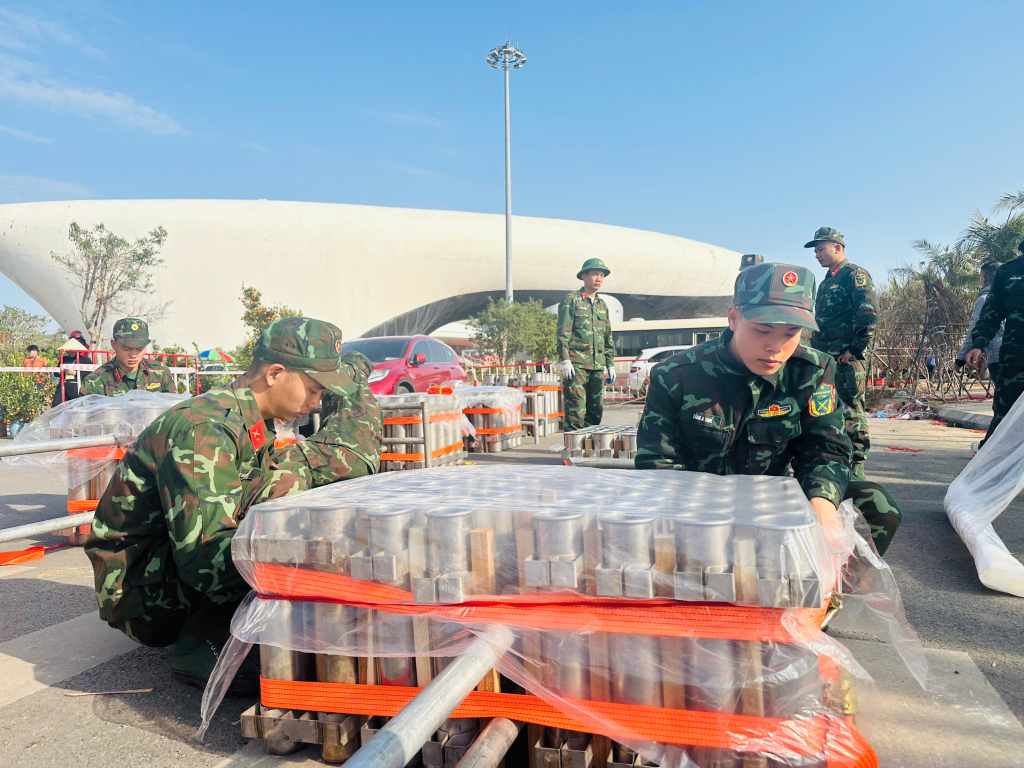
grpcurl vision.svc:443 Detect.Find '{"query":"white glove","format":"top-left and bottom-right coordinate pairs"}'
top-left (560, 360), bottom-right (575, 381)
top-left (605, 366), bottom-right (617, 384)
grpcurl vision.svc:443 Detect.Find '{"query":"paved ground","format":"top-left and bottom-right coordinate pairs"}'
top-left (2, 409), bottom-right (1023, 767)
top-left (934, 398), bottom-right (995, 430)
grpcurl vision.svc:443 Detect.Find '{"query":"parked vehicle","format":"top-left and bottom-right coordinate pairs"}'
top-left (627, 345), bottom-right (691, 392)
top-left (340, 335), bottom-right (469, 395)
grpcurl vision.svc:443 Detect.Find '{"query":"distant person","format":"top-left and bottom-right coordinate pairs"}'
top-left (81, 318), bottom-right (176, 396)
top-left (21, 345), bottom-right (49, 394)
top-left (557, 258), bottom-right (616, 430)
top-left (806, 226), bottom-right (878, 480)
top-left (967, 241), bottom-right (1024, 447)
top-left (923, 348), bottom-right (936, 380)
top-left (52, 330), bottom-right (93, 406)
top-left (956, 261), bottom-right (1004, 384)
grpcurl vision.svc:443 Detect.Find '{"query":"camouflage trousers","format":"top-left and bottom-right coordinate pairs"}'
top-left (563, 367), bottom-right (605, 431)
top-left (836, 360), bottom-right (869, 475)
top-left (110, 579), bottom-right (247, 648)
top-left (846, 480), bottom-right (901, 556)
top-left (981, 366), bottom-right (1024, 447)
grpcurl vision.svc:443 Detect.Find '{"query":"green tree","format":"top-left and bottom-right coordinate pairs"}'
top-left (0, 350), bottom-right (54, 425)
top-left (0, 305), bottom-right (61, 355)
top-left (50, 222), bottom-right (170, 347)
top-left (237, 284), bottom-right (302, 369)
top-left (468, 298), bottom-right (555, 364)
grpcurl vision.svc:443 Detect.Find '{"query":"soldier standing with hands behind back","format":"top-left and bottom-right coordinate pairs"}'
top-left (557, 258), bottom-right (616, 431)
top-left (806, 227), bottom-right (878, 480)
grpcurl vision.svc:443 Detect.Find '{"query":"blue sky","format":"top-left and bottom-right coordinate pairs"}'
top-left (2, 1), bottom-right (1024, 321)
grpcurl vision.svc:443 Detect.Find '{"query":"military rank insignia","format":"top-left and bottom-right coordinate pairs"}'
top-left (248, 421), bottom-right (267, 450)
top-left (854, 272), bottom-right (867, 288)
top-left (808, 383), bottom-right (835, 416)
top-left (757, 403), bottom-right (792, 418)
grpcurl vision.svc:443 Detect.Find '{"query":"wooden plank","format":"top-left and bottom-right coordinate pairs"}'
top-left (583, 528), bottom-right (603, 597)
top-left (471, 528), bottom-right (496, 596)
top-left (653, 532), bottom-right (676, 598)
top-left (476, 669), bottom-right (501, 693)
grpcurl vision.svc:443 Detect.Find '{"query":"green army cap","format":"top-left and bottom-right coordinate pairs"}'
top-left (112, 318), bottom-right (150, 346)
top-left (804, 226), bottom-right (846, 249)
top-left (577, 258), bottom-right (611, 280)
top-left (254, 316), bottom-right (354, 395)
top-left (733, 263), bottom-right (819, 331)
top-left (740, 254), bottom-right (764, 271)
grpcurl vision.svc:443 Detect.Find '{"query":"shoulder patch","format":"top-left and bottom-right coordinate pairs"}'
top-left (146, 382), bottom-right (160, 390)
top-left (757, 403), bottom-right (793, 418)
top-left (809, 383), bottom-right (835, 417)
top-left (854, 272), bottom-right (868, 288)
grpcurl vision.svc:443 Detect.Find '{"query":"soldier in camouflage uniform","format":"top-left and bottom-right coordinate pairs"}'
top-left (81, 318), bottom-right (177, 396)
top-left (635, 263), bottom-right (901, 555)
top-left (968, 241), bottom-right (1024, 446)
top-left (805, 227), bottom-right (877, 480)
top-left (85, 317), bottom-right (383, 690)
top-left (557, 258), bottom-right (616, 430)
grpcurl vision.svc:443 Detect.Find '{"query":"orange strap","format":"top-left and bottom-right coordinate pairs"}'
top-left (384, 416), bottom-right (422, 425)
top-left (520, 385), bottom-right (561, 391)
top-left (0, 543), bottom-right (70, 566)
top-left (258, 679), bottom-right (874, 766)
top-left (67, 499), bottom-right (99, 513)
top-left (252, 563), bottom-right (824, 643)
top-left (475, 425), bottom-right (522, 435)
top-left (429, 412), bottom-right (462, 423)
top-left (427, 386), bottom-right (455, 395)
top-left (381, 441), bottom-right (463, 463)
top-left (67, 446), bottom-right (126, 460)
top-left (547, 411), bottom-right (565, 417)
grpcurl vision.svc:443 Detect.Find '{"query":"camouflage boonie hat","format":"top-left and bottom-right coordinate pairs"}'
top-left (733, 263), bottom-right (819, 331)
top-left (112, 318), bottom-right (150, 346)
top-left (804, 226), bottom-right (846, 248)
top-left (577, 258), bottom-right (611, 280)
top-left (254, 317), bottom-right (354, 395)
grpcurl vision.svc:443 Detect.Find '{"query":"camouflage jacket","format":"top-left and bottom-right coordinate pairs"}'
top-left (85, 354), bottom-right (383, 623)
top-left (810, 260), bottom-right (877, 359)
top-left (81, 358), bottom-right (177, 397)
top-left (556, 289), bottom-right (614, 369)
top-left (972, 256), bottom-right (1024, 370)
top-left (635, 332), bottom-right (852, 506)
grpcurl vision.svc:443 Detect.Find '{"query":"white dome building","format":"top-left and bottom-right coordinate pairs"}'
top-left (0, 200), bottom-right (740, 350)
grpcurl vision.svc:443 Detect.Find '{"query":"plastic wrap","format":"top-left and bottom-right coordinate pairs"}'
top-left (4, 391), bottom-right (188, 488)
top-left (944, 393), bottom-right (1024, 596)
top-left (452, 385), bottom-right (525, 453)
top-left (201, 466), bottom-right (924, 764)
top-left (376, 393), bottom-right (464, 470)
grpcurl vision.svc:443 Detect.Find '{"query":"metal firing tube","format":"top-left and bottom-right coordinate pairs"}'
top-left (534, 511), bottom-right (588, 751)
top-left (344, 628), bottom-right (514, 768)
top-left (260, 601), bottom-right (315, 755)
top-left (310, 507), bottom-right (360, 763)
top-left (454, 718), bottom-right (523, 768)
top-left (602, 513), bottom-right (660, 764)
top-left (368, 508), bottom-right (417, 688)
top-left (425, 508), bottom-right (479, 750)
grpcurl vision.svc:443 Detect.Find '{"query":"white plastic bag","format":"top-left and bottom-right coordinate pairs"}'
top-left (944, 393), bottom-right (1024, 596)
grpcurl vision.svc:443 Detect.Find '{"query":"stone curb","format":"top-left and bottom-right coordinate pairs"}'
top-left (935, 406), bottom-right (993, 431)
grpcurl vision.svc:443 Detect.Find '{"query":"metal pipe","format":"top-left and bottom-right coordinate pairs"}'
top-left (0, 433), bottom-right (120, 457)
top-left (0, 511), bottom-right (95, 544)
top-left (344, 627), bottom-right (514, 768)
top-left (566, 457), bottom-right (637, 469)
top-left (455, 718), bottom-right (523, 768)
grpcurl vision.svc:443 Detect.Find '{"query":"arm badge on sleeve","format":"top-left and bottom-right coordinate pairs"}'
top-left (854, 272), bottom-right (868, 288)
top-left (809, 383), bottom-right (835, 416)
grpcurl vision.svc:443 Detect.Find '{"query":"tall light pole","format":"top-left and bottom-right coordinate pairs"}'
top-left (487, 41), bottom-right (525, 303)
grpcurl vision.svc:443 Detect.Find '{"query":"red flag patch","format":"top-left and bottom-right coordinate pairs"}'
top-left (249, 421), bottom-right (267, 450)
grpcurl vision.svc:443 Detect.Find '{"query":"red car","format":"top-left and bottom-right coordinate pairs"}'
top-left (339, 335), bottom-right (469, 395)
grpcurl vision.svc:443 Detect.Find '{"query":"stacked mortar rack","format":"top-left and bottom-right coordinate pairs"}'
top-left (377, 393), bottom-right (466, 471)
top-left (562, 426), bottom-right (637, 460)
top-left (231, 467), bottom-right (863, 768)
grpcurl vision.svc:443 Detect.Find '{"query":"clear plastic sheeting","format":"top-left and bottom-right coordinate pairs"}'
top-left (448, 384), bottom-right (525, 438)
top-left (201, 466), bottom-right (924, 765)
top-left (944, 393), bottom-right (1024, 596)
top-left (3, 391), bottom-right (187, 488)
top-left (376, 393), bottom-right (464, 470)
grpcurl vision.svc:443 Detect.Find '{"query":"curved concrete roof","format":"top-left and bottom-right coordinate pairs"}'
top-left (0, 200), bottom-right (740, 350)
